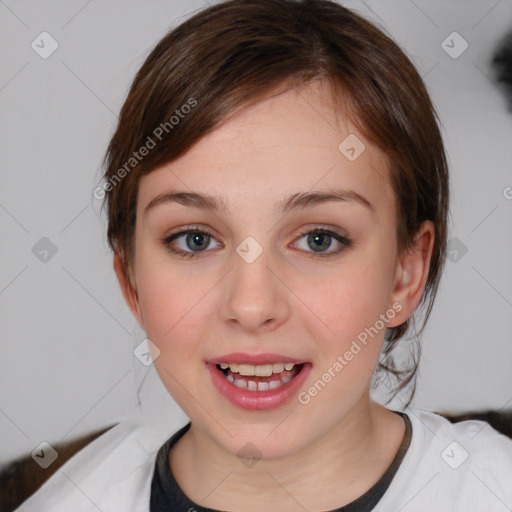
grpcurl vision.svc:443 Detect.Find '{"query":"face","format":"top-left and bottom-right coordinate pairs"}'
top-left (117, 80), bottom-right (432, 460)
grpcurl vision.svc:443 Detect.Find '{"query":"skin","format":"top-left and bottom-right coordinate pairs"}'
top-left (114, 79), bottom-right (434, 511)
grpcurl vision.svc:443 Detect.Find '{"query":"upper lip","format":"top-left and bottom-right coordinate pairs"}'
top-left (207, 352), bottom-right (308, 365)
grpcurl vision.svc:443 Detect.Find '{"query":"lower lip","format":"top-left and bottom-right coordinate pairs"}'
top-left (207, 362), bottom-right (312, 411)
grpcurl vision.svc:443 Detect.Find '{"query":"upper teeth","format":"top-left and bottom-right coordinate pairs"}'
top-left (219, 362), bottom-right (295, 376)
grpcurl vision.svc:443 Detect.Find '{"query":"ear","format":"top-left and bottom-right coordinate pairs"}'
top-left (113, 251), bottom-right (144, 327)
top-left (387, 220), bottom-right (435, 328)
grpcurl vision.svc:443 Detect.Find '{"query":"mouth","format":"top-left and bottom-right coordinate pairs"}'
top-left (216, 362), bottom-right (304, 392)
top-left (207, 358), bottom-right (312, 410)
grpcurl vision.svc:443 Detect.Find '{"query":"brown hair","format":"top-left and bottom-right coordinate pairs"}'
top-left (100, 0), bottom-right (449, 406)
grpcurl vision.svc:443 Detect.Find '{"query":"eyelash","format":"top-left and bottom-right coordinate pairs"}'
top-left (295, 226), bottom-right (352, 257)
top-left (162, 225), bottom-right (353, 259)
top-left (162, 227), bottom-right (219, 259)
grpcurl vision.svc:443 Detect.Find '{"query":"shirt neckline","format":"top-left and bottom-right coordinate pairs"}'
top-left (151, 410), bottom-right (412, 512)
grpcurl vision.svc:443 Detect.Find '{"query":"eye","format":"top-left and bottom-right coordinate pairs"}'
top-left (163, 228), bottom-right (221, 257)
top-left (293, 228), bottom-right (352, 256)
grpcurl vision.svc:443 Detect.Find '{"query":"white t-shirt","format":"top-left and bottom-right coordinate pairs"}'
top-left (14, 406), bottom-right (512, 511)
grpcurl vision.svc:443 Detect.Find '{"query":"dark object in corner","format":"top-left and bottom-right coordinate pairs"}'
top-left (436, 409), bottom-right (512, 439)
top-left (0, 424), bottom-right (117, 512)
top-left (492, 29), bottom-right (512, 110)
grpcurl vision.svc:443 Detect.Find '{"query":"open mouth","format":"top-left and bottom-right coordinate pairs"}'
top-left (216, 362), bottom-right (305, 392)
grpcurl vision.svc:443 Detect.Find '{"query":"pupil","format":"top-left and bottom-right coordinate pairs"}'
top-left (307, 233), bottom-right (331, 252)
top-left (186, 232), bottom-right (210, 251)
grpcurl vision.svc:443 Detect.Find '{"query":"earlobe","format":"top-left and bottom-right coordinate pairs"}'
top-left (387, 221), bottom-right (435, 328)
top-left (113, 252), bottom-right (144, 327)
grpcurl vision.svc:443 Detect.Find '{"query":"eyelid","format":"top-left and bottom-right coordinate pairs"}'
top-left (290, 225), bottom-right (352, 256)
top-left (163, 224), bottom-right (219, 242)
top-left (161, 224), bottom-right (352, 259)
top-left (162, 225), bottom-right (223, 258)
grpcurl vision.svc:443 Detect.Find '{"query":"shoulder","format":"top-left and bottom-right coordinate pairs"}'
top-left (9, 408), bottom-right (188, 512)
top-left (416, 409), bottom-right (512, 490)
top-left (7, 418), bottom-right (142, 512)
top-left (0, 424), bottom-right (116, 512)
top-left (408, 408), bottom-right (512, 475)
top-left (411, 408), bottom-right (512, 462)
top-left (377, 407), bottom-right (512, 510)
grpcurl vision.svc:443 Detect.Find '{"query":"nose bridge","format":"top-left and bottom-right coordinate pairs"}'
top-left (220, 238), bottom-right (290, 331)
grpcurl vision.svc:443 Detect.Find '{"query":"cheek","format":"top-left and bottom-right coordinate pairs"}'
top-left (134, 257), bottom-right (215, 405)
top-left (134, 246), bottom-right (215, 349)
top-left (288, 257), bottom-right (395, 392)
top-left (294, 261), bottom-right (392, 338)
top-left (292, 268), bottom-right (390, 406)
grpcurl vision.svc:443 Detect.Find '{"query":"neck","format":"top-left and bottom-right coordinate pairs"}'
top-left (169, 399), bottom-right (405, 512)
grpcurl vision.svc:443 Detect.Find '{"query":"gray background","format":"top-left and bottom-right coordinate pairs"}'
top-left (1, 0), bottom-right (511, 463)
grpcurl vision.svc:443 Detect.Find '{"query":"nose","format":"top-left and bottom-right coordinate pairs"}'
top-left (219, 247), bottom-right (291, 332)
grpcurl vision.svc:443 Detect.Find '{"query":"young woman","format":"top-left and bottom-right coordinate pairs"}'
top-left (16, 1), bottom-right (512, 510)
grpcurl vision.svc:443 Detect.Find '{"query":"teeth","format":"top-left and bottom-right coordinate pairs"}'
top-left (219, 362), bottom-right (296, 376)
top-left (220, 363), bottom-right (302, 391)
top-left (272, 363), bottom-right (285, 373)
top-left (255, 365), bottom-right (273, 376)
top-left (282, 374), bottom-right (293, 385)
top-left (258, 381), bottom-right (270, 391)
top-left (232, 379), bottom-right (283, 391)
top-left (247, 380), bottom-right (257, 391)
top-left (238, 364), bottom-right (257, 376)
top-left (234, 379), bottom-right (247, 389)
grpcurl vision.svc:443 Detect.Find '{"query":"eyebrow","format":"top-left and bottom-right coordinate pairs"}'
top-left (278, 189), bottom-right (374, 214)
top-left (144, 189), bottom-right (374, 215)
top-left (144, 191), bottom-right (229, 214)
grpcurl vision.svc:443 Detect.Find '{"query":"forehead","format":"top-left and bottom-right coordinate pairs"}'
top-left (137, 80), bottom-right (394, 213)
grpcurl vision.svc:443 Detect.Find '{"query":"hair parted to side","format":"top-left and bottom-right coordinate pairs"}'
top-left (100, 0), bottom-right (449, 406)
